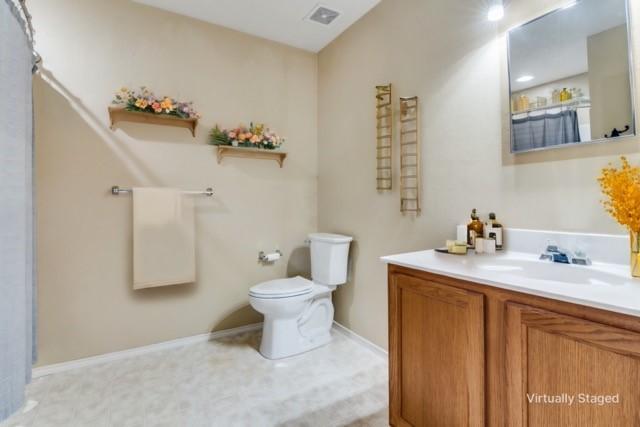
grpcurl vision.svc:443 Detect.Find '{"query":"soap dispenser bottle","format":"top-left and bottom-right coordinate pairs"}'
top-left (467, 209), bottom-right (484, 249)
top-left (485, 212), bottom-right (503, 251)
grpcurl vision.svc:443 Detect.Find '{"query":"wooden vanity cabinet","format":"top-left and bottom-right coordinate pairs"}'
top-left (388, 273), bottom-right (485, 426)
top-left (388, 264), bottom-right (640, 427)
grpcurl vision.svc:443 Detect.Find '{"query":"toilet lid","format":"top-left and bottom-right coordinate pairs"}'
top-left (249, 276), bottom-right (313, 299)
top-left (308, 233), bottom-right (353, 244)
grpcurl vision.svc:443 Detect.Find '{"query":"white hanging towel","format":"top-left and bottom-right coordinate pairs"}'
top-left (132, 188), bottom-right (196, 289)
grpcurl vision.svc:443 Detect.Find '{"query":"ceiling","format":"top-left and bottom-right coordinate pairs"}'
top-left (132, 0), bottom-right (381, 52)
top-left (509, 0), bottom-right (628, 91)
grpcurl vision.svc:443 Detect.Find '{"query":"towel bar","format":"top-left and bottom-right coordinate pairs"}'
top-left (111, 186), bottom-right (214, 197)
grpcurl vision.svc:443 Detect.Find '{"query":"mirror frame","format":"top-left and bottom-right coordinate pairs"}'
top-left (507, 0), bottom-right (637, 154)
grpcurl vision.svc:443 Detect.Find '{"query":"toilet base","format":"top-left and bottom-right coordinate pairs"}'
top-left (251, 284), bottom-right (336, 360)
top-left (259, 323), bottom-right (332, 360)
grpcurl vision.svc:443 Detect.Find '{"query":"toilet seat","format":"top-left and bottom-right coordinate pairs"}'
top-left (249, 276), bottom-right (313, 299)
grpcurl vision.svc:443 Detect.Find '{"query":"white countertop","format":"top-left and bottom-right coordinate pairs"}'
top-left (381, 249), bottom-right (640, 318)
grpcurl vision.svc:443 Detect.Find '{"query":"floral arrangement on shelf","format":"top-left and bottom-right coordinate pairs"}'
top-left (598, 156), bottom-right (640, 277)
top-left (112, 87), bottom-right (200, 120)
top-left (208, 123), bottom-right (285, 150)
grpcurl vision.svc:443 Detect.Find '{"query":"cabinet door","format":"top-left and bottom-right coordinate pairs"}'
top-left (389, 273), bottom-right (485, 427)
top-left (505, 303), bottom-right (640, 426)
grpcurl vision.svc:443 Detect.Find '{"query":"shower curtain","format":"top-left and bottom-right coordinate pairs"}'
top-left (512, 109), bottom-right (581, 152)
top-left (0, 0), bottom-right (37, 421)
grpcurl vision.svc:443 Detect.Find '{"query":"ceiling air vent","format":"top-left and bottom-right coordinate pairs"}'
top-left (307, 6), bottom-right (340, 25)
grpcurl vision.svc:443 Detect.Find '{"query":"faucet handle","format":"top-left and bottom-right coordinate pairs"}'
top-left (539, 253), bottom-right (554, 261)
top-left (544, 239), bottom-right (560, 253)
top-left (571, 248), bottom-right (591, 266)
top-left (540, 240), bottom-right (559, 261)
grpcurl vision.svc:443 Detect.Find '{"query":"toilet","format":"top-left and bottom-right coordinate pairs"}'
top-left (249, 233), bottom-right (352, 359)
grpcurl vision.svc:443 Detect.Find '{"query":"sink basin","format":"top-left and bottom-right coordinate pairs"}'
top-left (472, 256), bottom-right (632, 287)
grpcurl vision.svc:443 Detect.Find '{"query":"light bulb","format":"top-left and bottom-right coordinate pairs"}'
top-left (488, 2), bottom-right (504, 21)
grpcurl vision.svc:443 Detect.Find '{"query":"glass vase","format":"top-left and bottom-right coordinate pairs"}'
top-left (631, 231), bottom-right (640, 278)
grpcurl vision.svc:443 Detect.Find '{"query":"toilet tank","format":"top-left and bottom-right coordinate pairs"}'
top-left (309, 233), bottom-right (353, 286)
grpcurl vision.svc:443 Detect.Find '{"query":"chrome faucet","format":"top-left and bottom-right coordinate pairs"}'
top-left (540, 243), bottom-right (591, 266)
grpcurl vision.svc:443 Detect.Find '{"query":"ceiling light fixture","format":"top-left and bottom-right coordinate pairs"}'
top-left (488, 0), bottom-right (504, 21)
top-left (516, 75), bottom-right (534, 82)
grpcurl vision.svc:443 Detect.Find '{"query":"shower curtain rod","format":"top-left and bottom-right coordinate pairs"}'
top-left (17, 0), bottom-right (34, 42)
top-left (14, 0), bottom-right (41, 68)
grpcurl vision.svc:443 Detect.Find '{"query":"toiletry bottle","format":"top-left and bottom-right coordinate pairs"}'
top-left (485, 212), bottom-right (503, 251)
top-left (552, 89), bottom-right (560, 104)
top-left (560, 88), bottom-right (570, 102)
top-left (467, 209), bottom-right (484, 249)
top-left (456, 224), bottom-right (467, 243)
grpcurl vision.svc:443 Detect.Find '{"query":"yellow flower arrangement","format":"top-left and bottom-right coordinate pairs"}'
top-left (598, 156), bottom-right (640, 232)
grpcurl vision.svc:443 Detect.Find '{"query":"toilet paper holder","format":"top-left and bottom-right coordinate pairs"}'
top-left (258, 250), bottom-right (283, 263)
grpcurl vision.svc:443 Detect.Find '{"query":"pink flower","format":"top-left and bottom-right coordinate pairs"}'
top-left (228, 131), bottom-right (236, 139)
top-left (152, 102), bottom-right (162, 113)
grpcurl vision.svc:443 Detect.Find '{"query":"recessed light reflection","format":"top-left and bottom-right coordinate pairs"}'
top-left (516, 75), bottom-right (534, 83)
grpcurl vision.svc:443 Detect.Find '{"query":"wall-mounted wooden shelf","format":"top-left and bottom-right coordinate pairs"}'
top-left (108, 106), bottom-right (198, 137)
top-left (216, 146), bottom-right (287, 168)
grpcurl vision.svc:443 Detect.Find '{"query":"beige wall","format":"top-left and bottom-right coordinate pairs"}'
top-left (318, 0), bottom-right (640, 349)
top-left (588, 25), bottom-right (633, 139)
top-left (32, 0), bottom-right (640, 363)
top-left (32, 0), bottom-right (317, 365)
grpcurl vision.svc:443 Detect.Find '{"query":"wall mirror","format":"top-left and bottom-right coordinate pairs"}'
top-left (508, 0), bottom-right (635, 153)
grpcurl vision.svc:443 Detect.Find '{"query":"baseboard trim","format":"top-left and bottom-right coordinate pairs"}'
top-left (33, 321), bottom-right (384, 378)
top-left (32, 322), bottom-right (263, 378)
top-left (332, 321), bottom-right (388, 359)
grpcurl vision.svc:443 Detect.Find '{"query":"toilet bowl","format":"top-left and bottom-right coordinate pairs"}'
top-left (249, 233), bottom-right (352, 359)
